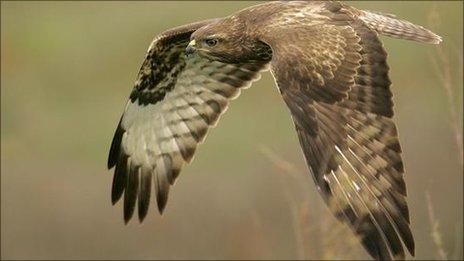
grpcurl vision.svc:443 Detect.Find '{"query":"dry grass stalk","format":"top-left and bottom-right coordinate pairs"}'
top-left (425, 191), bottom-right (448, 260)
top-left (259, 145), bottom-right (307, 259)
top-left (259, 145), bottom-right (362, 260)
top-left (428, 7), bottom-right (464, 170)
top-left (425, 7), bottom-right (463, 260)
top-left (258, 145), bottom-right (302, 180)
top-left (452, 222), bottom-right (463, 260)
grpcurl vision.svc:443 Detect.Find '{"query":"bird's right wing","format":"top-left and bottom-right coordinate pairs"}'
top-left (108, 19), bottom-right (269, 223)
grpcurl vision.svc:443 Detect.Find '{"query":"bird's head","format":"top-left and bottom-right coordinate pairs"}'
top-left (186, 19), bottom-right (271, 63)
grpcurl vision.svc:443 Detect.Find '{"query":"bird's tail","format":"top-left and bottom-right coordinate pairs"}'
top-left (359, 10), bottom-right (442, 44)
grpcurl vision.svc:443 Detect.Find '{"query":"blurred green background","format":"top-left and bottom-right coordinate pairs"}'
top-left (1, 1), bottom-right (462, 260)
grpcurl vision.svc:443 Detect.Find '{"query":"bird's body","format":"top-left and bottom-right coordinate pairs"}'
top-left (107, 1), bottom-right (441, 260)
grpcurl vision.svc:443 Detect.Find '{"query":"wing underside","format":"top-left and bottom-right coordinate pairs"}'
top-left (108, 20), bottom-right (269, 222)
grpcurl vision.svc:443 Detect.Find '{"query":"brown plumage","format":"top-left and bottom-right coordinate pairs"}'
top-left (107, 1), bottom-right (441, 260)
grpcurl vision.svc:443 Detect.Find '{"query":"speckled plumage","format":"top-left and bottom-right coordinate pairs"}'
top-left (108, 1), bottom-right (441, 260)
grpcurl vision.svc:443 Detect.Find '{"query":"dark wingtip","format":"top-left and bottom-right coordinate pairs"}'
top-left (111, 154), bottom-right (127, 205)
top-left (138, 209), bottom-right (148, 223)
top-left (107, 159), bottom-right (116, 170)
top-left (406, 239), bottom-right (415, 257)
top-left (124, 206), bottom-right (135, 224)
top-left (137, 193), bottom-right (150, 222)
top-left (155, 169), bottom-right (170, 215)
top-left (362, 236), bottom-right (381, 260)
top-left (123, 165), bottom-right (139, 225)
top-left (111, 193), bottom-right (121, 205)
top-left (124, 215), bottom-right (131, 225)
top-left (157, 198), bottom-right (167, 215)
top-left (108, 120), bottom-right (125, 169)
top-left (111, 177), bottom-right (125, 205)
top-left (138, 170), bottom-right (152, 222)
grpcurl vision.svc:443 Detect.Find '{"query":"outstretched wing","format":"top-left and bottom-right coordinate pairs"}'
top-left (256, 3), bottom-right (421, 260)
top-left (108, 19), bottom-right (269, 223)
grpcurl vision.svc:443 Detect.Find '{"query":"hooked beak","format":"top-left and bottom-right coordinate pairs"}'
top-left (185, 39), bottom-right (196, 56)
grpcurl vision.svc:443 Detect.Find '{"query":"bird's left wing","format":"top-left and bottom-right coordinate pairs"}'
top-left (108, 19), bottom-right (269, 223)
top-left (255, 2), bottom-right (416, 260)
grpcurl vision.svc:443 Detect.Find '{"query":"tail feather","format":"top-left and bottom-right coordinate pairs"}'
top-left (359, 10), bottom-right (442, 44)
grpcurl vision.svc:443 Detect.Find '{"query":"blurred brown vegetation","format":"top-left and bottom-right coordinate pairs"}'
top-left (1, 1), bottom-right (462, 260)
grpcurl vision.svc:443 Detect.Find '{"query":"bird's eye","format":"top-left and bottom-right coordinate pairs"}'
top-left (204, 38), bottom-right (218, 47)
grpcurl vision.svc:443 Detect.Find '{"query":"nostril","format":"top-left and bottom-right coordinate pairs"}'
top-left (185, 46), bottom-right (195, 56)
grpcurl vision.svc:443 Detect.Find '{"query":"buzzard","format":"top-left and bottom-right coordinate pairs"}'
top-left (108, 1), bottom-right (441, 260)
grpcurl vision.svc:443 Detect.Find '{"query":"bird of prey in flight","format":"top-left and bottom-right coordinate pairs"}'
top-left (107, 1), bottom-right (441, 260)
